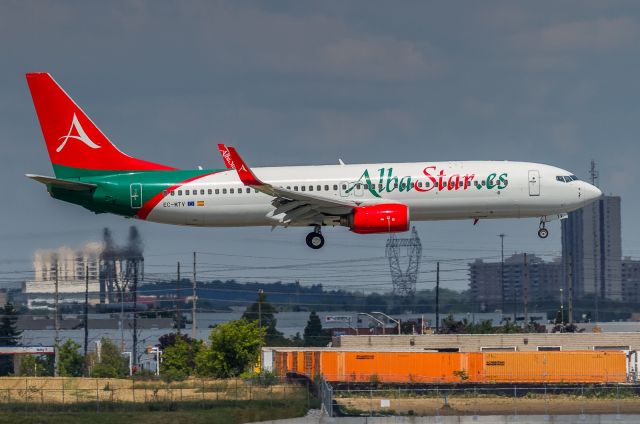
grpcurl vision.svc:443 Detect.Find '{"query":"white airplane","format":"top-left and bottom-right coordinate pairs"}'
top-left (26, 73), bottom-right (602, 249)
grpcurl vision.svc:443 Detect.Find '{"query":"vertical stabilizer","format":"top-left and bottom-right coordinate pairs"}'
top-left (26, 73), bottom-right (175, 178)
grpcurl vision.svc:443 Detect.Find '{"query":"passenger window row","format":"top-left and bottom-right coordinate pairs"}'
top-left (160, 178), bottom-right (510, 197)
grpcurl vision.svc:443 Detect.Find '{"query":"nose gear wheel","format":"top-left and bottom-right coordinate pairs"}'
top-left (538, 219), bottom-right (549, 239)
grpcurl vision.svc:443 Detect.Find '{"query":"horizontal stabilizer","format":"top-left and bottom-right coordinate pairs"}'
top-left (26, 174), bottom-right (97, 191)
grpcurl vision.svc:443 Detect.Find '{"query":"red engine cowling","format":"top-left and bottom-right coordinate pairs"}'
top-left (344, 203), bottom-right (410, 234)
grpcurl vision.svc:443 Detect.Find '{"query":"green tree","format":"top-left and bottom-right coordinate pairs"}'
top-left (303, 311), bottom-right (330, 347)
top-left (19, 355), bottom-right (53, 376)
top-left (0, 303), bottom-right (22, 375)
top-left (439, 314), bottom-right (467, 334)
top-left (195, 319), bottom-right (265, 378)
top-left (242, 291), bottom-right (285, 345)
top-left (160, 335), bottom-right (203, 381)
top-left (58, 339), bottom-right (84, 377)
top-left (90, 338), bottom-right (129, 378)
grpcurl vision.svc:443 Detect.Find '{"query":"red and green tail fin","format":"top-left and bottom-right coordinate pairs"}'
top-left (26, 73), bottom-right (176, 179)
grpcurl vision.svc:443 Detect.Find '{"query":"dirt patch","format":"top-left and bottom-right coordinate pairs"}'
top-left (338, 396), bottom-right (640, 416)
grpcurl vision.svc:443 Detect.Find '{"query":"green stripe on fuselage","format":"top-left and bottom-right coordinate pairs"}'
top-left (47, 168), bottom-right (225, 217)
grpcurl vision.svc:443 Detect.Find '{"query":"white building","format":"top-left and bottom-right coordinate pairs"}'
top-left (23, 243), bottom-right (104, 309)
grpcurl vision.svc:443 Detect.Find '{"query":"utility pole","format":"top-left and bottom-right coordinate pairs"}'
top-left (258, 289), bottom-right (264, 329)
top-left (499, 234), bottom-right (506, 321)
top-left (560, 288), bottom-right (564, 326)
top-left (589, 160), bottom-right (600, 325)
top-left (132, 260), bottom-right (138, 370)
top-left (119, 272), bottom-right (125, 351)
top-left (523, 254), bottom-right (529, 330)
top-left (176, 262), bottom-right (181, 335)
top-left (568, 252), bottom-right (574, 325)
top-left (192, 252), bottom-right (197, 339)
top-left (83, 265), bottom-right (89, 370)
top-left (435, 262), bottom-right (440, 333)
top-left (54, 262), bottom-right (60, 377)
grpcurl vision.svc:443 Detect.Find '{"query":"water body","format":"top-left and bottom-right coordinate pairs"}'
top-left (19, 311), bottom-right (505, 351)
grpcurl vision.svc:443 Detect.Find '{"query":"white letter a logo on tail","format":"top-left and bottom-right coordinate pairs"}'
top-left (56, 113), bottom-right (101, 152)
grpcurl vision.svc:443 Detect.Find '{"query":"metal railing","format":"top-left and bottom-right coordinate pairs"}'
top-left (319, 377), bottom-right (333, 417)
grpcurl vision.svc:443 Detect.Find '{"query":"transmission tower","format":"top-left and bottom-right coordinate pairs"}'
top-left (386, 227), bottom-right (422, 297)
top-left (589, 159), bottom-right (599, 187)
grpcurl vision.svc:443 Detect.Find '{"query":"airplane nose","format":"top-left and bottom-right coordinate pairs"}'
top-left (582, 183), bottom-right (602, 203)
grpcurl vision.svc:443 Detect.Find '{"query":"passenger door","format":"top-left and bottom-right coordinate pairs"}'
top-left (130, 183), bottom-right (142, 209)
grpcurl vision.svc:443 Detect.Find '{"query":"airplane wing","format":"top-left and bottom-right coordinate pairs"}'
top-left (225, 146), bottom-right (361, 226)
top-left (217, 143), bottom-right (235, 169)
top-left (26, 174), bottom-right (97, 191)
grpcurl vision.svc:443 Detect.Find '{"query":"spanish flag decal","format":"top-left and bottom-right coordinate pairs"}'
top-left (197, 200), bottom-right (205, 207)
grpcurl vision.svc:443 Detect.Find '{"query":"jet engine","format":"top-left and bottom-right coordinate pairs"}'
top-left (341, 204), bottom-right (410, 234)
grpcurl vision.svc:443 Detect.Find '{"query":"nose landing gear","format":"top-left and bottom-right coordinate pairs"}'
top-left (305, 226), bottom-right (325, 249)
top-left (538, 219), bottom-right (549, 239)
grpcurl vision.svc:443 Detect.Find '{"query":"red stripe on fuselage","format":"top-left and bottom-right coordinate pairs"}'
top-left (135, 172), bottom-right (220, 220)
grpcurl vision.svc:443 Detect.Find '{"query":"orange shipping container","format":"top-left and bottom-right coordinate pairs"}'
top-left (271, 349), bottom-right (628, 384)
top-left (481, 351), bottom-right (627, 383)
top-left (319, 351), bottom-right (483, 384)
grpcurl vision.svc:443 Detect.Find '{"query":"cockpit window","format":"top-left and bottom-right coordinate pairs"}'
top-left (557, 175), bottom-right (579, 183)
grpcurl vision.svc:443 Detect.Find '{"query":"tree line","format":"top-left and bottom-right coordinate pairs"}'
top-left (0, 295), bottom-right (330, 378)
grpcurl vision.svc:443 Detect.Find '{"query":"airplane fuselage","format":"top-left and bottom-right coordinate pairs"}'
top-left (50, 160), bottom-right (599, 228)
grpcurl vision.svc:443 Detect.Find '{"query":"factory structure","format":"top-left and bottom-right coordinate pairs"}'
top-left (21, 228), bottom-right (144, 310)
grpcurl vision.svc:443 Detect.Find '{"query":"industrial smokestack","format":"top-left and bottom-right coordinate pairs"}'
top-left (101, 227), bottom-right (117, 260)
top-left (126, 226), bottom-right (144, 259)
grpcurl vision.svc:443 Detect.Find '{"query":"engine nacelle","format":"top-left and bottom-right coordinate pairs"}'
top-left (342, 203), bottom-right (410, 234)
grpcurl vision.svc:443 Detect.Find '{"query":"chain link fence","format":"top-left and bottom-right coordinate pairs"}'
top-left (0, 377), bottom-right (313, 413)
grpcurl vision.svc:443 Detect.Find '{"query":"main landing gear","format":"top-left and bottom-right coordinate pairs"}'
top-left (305, 226), bottom-right (325, 249)
top-left (538, 219), bottom-right (549, 239)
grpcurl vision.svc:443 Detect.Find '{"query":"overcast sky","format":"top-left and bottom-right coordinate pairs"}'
top-left (1, 1), bottom-right (640, 294)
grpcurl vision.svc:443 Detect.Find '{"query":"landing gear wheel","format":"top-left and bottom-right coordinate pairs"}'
top-left (538, 228), bottom-right (549, 239)
top-left (305, 232), bottom-right (325, 249)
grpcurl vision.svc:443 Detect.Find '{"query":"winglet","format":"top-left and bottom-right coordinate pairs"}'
top-left (217, 143), bottom-right (235, 169)
top-left (226, 146), bottom-right (264, 186)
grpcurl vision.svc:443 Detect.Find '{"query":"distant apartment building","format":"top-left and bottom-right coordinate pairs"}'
top-left (23, 243), bottom-right (103, 309)
top-left (622, 258), bottom-right (640, 304)
top-left (469, 254), bottom-right (562, 313)
top-left (561, 195), bottom-right (622, 301)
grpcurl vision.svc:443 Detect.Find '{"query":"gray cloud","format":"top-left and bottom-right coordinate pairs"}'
top-left (2, 1), bottom-right (640, 292)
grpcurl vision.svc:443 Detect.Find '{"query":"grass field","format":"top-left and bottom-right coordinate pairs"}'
top-left (0, 377), bottom-right (308, 403)
top-left (0, 377), bottom-right (314, 423)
